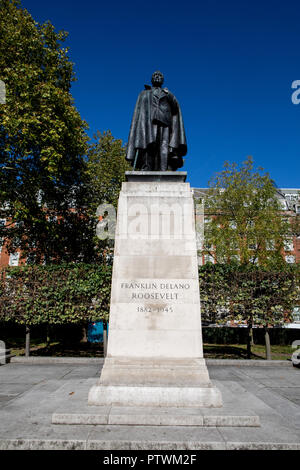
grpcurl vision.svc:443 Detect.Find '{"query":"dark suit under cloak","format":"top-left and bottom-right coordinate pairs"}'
top-left (126, 87), bottom-right (187, 170)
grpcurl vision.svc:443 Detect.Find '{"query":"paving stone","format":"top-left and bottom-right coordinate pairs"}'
top-left (0, 362), bottom-right (299, 449)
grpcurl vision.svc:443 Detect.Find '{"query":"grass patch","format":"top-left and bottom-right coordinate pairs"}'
top-left (7, 337), bottom-right (104, 357)
top-left (5, 337), bottom-right (294, 360)
top-left (203, 343), bottom-right (294, 360)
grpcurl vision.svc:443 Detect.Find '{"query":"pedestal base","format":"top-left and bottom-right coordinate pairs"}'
top-left (53, 376), bottom-right (260, 427)
top-left (88, 357), bottom-right (222, 408)
top-left (89, 177), bottom-right (223, 413)
top-left (88, 384), bottom-right (222, 408)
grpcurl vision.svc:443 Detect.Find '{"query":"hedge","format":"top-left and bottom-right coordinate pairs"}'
top-left (202, 326), bottom-right (300, 346)
top-left (0, 262), bottom-right (299, 330)
top-left (0, 263), bottom-right (112, 325)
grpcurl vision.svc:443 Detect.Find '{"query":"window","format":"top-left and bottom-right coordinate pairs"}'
top-left (284, 239), bottom-right (294, 252)
top-left (203, 241), bottom-right (213, 251)
top-left (9, 252), bottom-right (20, 266)
top-left (0, 219), bottom-right (6, 254)
top-left (292, 307), bottom-right (300, 322)
top-left (26, 252), bottom-right (37, 265)
top-left (204, 254), bottom-right (214, 264)
top-left (285, 193), bottom-right (298, 201)
top-left (230, 239), bottom-right (239, 250)
top-left (248, 241), bottom-right (257, 250)
top-left (266, 240), bottom-right (275, 251)
top-left (13, 221), bottom-right (23, 246)
top-left (285, 255), bottom-right (295, 264)
top-left (278, 199), bottom-right (287, 210)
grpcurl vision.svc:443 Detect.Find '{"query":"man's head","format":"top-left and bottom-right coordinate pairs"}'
top-left (151, 71), bottom-right (164, 87)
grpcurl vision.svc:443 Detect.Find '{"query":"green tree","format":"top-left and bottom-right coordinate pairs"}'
top-left (84, 130), bottom-right (131, 259)
top-left (85, 130), bottom-right (131, 211)
top-left (0, 263), bottom-right (112, 355)
top-left (202, 156), bottom-right (297, 358)
top-left (0, 0), bottom-right (89, 263)
top-left (203, 156), bottom-right (290, 267)
top-left (199, 264), bottom-right (299, 360)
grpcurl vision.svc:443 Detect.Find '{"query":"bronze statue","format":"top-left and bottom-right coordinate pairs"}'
top-left (126, 71), bottom-right (187, 171)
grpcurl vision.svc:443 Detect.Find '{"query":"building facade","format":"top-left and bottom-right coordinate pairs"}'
top-left (193, 187), bottom-right (300, 266)
top-left (0, 188), bottom-right (299, 268)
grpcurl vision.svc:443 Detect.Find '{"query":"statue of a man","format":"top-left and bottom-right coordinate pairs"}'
top-left (126, 71), bottom-right (187, 171)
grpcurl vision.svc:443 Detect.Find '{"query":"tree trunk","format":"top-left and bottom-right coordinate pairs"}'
top-left (81, 325), bottom-right (87, 343)
top-left (247, 324), bottom-right (252, 359)
top-left (25, 326), bottom-right (30, 357)
top-left (250, 326), bottom-right (255, 346)
top-left (103, 324), bottom-right (107, 358)
top-left (264, 327), bottom-right (272, 360)
top-left (46, 324), bottom-right (50, 347)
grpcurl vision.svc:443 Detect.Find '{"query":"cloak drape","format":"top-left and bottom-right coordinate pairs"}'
top-left (126, 88), bottom-right (187, 166)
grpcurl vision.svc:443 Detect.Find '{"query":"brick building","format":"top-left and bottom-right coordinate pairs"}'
top-left (0, 187), bottom-right (299, 268)
top-left (193, 187), bottom-right (300, 266)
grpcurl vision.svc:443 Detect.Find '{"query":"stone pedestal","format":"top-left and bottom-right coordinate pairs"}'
top-left (88, 172), bottom-right (222, 408)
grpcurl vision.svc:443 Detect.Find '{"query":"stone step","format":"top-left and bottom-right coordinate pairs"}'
top-left (52, 406), bottom-right (260, 427)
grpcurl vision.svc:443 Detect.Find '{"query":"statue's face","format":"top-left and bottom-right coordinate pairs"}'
top-left (151, 71), bottom-right (164, 87)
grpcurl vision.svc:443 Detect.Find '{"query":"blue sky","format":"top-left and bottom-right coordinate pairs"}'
top-left (22, 0), bottom-right (300, 188)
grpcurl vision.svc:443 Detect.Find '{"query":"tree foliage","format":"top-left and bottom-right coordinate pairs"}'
top-left (0, 263), bottom-right (112, 325)
top-left (0, 0), bottom-right (89, 262)
top-left (203, 157), bottom-right (290, 267)
top-left (199, 263), bottom-right (299, 328)
top-left (85, 130), bottom-right (131, 211)
top-left (1, 263), bottom-right (298, 330)
top-left (83, 130), bottom-right (131, 258)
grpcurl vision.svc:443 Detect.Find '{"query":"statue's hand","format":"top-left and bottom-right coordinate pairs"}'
top-left (163, 87), bottom-right (169, 93)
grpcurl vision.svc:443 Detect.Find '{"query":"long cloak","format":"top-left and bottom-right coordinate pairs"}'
top-left (126, 88), bottom-right (187, 165)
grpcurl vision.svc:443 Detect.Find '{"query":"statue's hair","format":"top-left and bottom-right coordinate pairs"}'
top-left (151, 71), bottom-right (164, 84)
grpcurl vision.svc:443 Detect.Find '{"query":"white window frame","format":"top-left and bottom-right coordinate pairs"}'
top-left (284, 239), bottom-right (294, 252)
top-left (279, 200), bottom-right (288, 210)
top-left (204, 254), bottom-right (214, 264)
top-left (266, 240), bottom-right (275, 251)
top-left (292, 307), bottom-right (300, 322)
top-left (248, 242), bottom-right (258, 250)
top-left (203, 241), bottom-right (214, 251)
top-left (9, 252), bottom-right (20, 266)
top-left (0, 219), bottom-right (6, 253)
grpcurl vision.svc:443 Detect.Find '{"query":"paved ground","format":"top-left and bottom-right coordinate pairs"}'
top-left (0, 359), bottom-right (300, 450)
